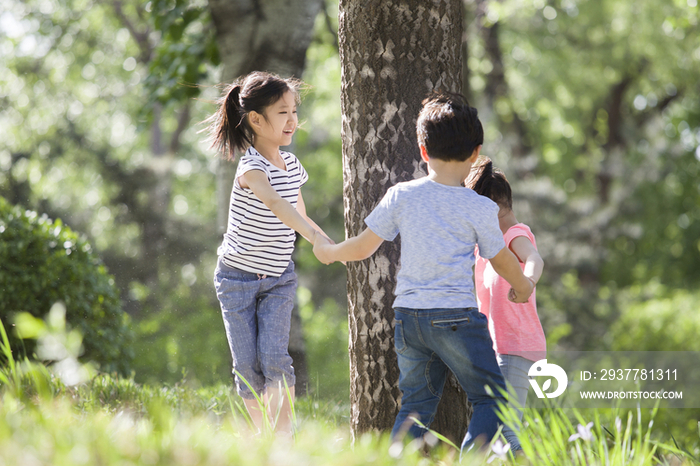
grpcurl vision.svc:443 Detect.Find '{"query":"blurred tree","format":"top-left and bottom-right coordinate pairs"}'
top-left (0, 0), bottom-right (227, 384)
top-left (463, 0), bottom-right (700, 350)
top-left (0, 0), bottom-right (339, 389)
top-left (339, 0), bottom-right (469, 443)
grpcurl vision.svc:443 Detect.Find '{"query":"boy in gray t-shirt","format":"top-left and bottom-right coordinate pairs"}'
top-left (313, 93), bottom-right (534, 452)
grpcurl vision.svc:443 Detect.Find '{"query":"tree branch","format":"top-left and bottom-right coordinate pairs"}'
top-left (110, 0), bottom-right (153, 63)
top-left (634, 91), bottom-right (683, 128)
top-left (169, 103), bottom-right (191, 155)
top-left (320, 0), bottom-right (339, 51)
top-left (475, 0), bottom-right (531, 163)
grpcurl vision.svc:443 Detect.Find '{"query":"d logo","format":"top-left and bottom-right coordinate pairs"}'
top-left (528, 359), bottom-right (568, 399)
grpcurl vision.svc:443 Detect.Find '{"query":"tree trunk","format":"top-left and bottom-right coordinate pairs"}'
top-left (207, 0), bottom-right (324, 396)
top-left (339, 0), bottom-right (468, 444)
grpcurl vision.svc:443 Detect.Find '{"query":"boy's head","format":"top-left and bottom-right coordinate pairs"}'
top-left (416, 92), bottom-right (483, 162)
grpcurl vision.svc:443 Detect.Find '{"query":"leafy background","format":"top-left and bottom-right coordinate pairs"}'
top-left (1, 0), bottom-right (699, 413)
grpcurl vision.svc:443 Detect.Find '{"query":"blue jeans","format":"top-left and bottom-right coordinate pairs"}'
top-left (214, 258), bottom-right (297, 399)
top-left (391, 307), bottom-right (507, 451)
top-left (497, 354), bottom-right (533, 450)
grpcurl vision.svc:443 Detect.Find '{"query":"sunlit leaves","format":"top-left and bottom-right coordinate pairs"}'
top-left (142, 0), bottom-right (219, 116)
top-left (464, 0), bottom-right (700, 353)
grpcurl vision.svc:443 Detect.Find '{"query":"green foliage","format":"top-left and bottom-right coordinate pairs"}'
top-left (0, 316), bottom-right (56, 401)
top-left (0, 0), bottom-right (226, 386)
top-left (596, 288), bottom-right (700, 450)
top-left (0, 197), bottom-right (133, 374)
top-left (602, 148), bottom-right (700, 288)
top-left (606, 288), bottom-right (700, 352)
top-left (124, 277), bottom-right (231, 388)
top-left (507, 406), bottom-right (683, 466)
top-left (3, 0), bottom-right (698, 403)
top-left (298, 287), bottom-right (349, 400)
top-left (0, 314), bottom-right (696, 465)
top-left (465, 0), bottom-right (700, 351)
top-left (0, 365), bottom-right (697, 465)
top-left (143, 0), bottom-right (219, 118)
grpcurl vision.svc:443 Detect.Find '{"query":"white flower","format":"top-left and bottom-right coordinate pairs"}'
top-left (568, 422), bottom-right (594, 442)
top-left (487, 439), bottom-right (511, 463)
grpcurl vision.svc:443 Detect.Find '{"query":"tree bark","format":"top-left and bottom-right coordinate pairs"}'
top-left (207, 0), bottom-right (324, 396)
top-left (339, 0), bottom-right (468, 443)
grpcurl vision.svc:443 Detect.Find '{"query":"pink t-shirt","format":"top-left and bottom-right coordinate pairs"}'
top-left (474, 223), bottom-right (546, 361)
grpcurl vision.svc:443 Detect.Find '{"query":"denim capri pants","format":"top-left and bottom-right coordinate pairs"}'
top-left (214, 257), bottom-right (297, 399)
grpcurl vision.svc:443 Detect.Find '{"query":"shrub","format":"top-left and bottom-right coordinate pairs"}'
top-left (607, 288), bottom-right (700, 352)
top-left (0, 197), bottom-right (133, 374)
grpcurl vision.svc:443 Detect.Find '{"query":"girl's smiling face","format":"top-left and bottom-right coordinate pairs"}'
top-left (255, 90), bottom-right (298, 148)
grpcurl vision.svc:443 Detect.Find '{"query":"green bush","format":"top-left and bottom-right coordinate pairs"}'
top-left (0, 197), bottom-right (133, 374)
top-left (604, 287), bottom-right (700, 447)
top-left (606, 287), bottom-right (700, 352)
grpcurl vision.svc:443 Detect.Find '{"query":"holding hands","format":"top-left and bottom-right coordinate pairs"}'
top-left (312, 231), bottom-right (336, 265)
top-left (312, 228), bottom-right (383, 266)
top-left (507, 277), bottom-right (535, 304)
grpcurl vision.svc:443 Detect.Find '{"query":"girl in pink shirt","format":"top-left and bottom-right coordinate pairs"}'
top-left (467, 158), bottom-right (545, 451)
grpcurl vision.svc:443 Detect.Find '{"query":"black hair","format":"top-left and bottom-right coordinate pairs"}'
top-left (204, 71), bottom-right (302, 161)
top-left (416, 91), bottom-right (484, 162)
top-left (466, 157), bottom-right (513, 210)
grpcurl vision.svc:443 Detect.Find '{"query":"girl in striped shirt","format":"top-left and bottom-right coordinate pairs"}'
top-left (206, 71), bottom-right (330, 435)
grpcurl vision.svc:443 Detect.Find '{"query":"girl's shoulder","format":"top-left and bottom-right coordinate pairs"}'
top-left (243, 146), bottom-right (265, 160)
top-left (239, 146), bottom-right (270, 166)
top-left (504, 223), bottom-right (536, 246)
top-left (508, 223), bottom-right (533, 233)
top-left (237, 147), bottom-right (270, 173)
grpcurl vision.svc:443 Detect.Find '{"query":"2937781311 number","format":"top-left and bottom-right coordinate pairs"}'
top-left (600, 369), bottom-right (677, 381)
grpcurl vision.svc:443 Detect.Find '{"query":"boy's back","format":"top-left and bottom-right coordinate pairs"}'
top-left (365, 177), bottom-right (505, 309)
top-left (311, 92), bottom-right (534, 452)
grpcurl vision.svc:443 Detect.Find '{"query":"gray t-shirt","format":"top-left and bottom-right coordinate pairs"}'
top-left (365, 177), bottom-right (505, 309)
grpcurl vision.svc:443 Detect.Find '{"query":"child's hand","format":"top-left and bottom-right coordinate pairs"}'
top-left (508, 278), bottom-right (535, 303)
top-left (313, 232), bottom-right (335, 264)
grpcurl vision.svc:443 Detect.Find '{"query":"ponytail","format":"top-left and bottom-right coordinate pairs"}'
top-left (203, 71), bottom-right (304, 162)
top-left (205, 83), bottom-right (250, 161)
top-left (466, 157), bottom-right (513, 210)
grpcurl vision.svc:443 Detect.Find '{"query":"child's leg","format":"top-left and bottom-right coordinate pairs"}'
top-left (243, 398), bottom-right (266, 431)
top-left (214, 260), bottom-right (267, 430)
top-left (265, 384), bottom-right (295, 434)
top-left (256, 262), bottom-right (298, 434)
top-left (418, 308), bottom-right (507, 451)
top-left (497, 354), bottom-right (532, 450)
top-left (391, 308), bottom-right (449, 442)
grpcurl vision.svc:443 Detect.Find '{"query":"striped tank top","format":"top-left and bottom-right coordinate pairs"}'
top-left (218, 147), bottom-right (308, 276)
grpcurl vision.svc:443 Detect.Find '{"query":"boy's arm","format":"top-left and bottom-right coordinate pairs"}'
top-left (313, 228), bottom-right (384, 265)
top-left (243, 170), bottom-right (318, 243)
top-left (509, 236), bottom-right (544, 284)
top-left (488, 246), bottom-right (534, 303)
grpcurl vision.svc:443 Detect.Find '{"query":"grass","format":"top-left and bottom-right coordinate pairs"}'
top-left (1, 316), bottom-right (699, 465)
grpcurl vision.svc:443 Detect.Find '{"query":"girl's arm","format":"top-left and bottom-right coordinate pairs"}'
top-left (295, 189), bottom-right (333, 243)
top-left (509, 236), bottom-right (544, 284)
top-left (313, 228), bottom-right (384, 264)
top-left (242, 170), bottom-right (318, 243)
top-left (488, 246), bottom-right (534, 303)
